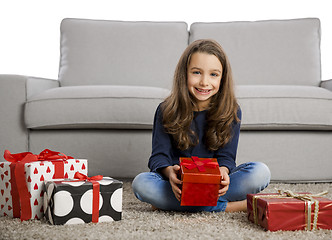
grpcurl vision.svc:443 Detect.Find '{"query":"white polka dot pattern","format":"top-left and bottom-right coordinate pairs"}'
top-left (44, 177), bottom-right (122, 225)
top-left (80, 189), bottom-right (103, 214)
top-left (53, 191), bottom-right (74, 217)
top-left (111, 188), bottom-right (123, 212)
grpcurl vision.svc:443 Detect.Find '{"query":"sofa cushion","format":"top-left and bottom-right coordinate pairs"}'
top-left (190, 18), bottom-right (321, 86)
top-left (25, 86), bottom-right (170, 129)
top-left (236, 85), bottom-right (332, 130)
top-left (59, 19), bottom-right (188, 89)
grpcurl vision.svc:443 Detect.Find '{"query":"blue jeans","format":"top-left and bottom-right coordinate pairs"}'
top-left (132, 162), bottom-right (271, 212)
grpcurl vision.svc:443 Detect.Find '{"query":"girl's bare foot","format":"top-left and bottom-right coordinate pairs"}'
top-left (225, 200), bottom-right (247, 212)
top-left (151, 205), bottom-right (159, 211)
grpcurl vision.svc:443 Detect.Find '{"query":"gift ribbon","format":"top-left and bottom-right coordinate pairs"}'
top-left (74, 172), bottom-right (103, 223)
top-left (3, 149), bottom-right (73, 221)
top-left (180, 156), bottom-right (219, 172)
top-left (251, 190), bottom-right (328, 231)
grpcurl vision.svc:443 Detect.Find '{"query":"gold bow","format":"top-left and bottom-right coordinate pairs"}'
top-left (252, 190), bottom-right (328, 231)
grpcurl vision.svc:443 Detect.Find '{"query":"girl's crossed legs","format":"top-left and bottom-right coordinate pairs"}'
top-left (132, 162), bottom-right (271, 212)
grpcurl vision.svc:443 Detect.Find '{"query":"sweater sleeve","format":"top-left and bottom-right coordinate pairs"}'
top-left (214, 107), bottom-right (242, 173)
top-left (148, 104), bottom-right (174, 172)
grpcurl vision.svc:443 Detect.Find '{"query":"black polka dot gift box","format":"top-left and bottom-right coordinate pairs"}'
top-left (44, 173), bottom-right (122, 225)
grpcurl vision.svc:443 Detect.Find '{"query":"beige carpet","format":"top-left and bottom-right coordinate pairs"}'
top-left (1, 180), bottom-right (332, 240)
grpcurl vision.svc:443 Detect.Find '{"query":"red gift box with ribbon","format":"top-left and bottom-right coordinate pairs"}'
top-left (180, 157), bottom-right (221, 206)
top-left (247, 191), bottom-right (332, 231)
top-left (0, 149), bottom-right (88, 221)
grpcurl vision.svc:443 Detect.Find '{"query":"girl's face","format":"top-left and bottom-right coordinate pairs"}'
top-left (187, 52), bottom-right (222, 111)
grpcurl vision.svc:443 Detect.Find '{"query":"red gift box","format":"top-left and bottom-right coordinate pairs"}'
top-left (247, 191), bottom-right (332, 231)
top-left (179, 157), bottom-right (221, 206)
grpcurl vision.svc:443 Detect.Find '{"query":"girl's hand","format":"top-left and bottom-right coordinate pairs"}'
top-left (161, 165), bottom-right (182, 201)
top-left (218, 166), bottom-right (230, 197)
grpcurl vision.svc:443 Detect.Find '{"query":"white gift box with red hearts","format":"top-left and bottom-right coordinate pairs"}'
top-left (0, 159), bottom-right (87, 220)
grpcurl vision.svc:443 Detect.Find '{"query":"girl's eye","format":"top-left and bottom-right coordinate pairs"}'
top-left (211, 73), bottom-right (219, 77)
top-left (193, 71), bottom-right (201, 75)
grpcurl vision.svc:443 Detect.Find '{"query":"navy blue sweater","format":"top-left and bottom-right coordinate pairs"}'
top-left (148, 104), bottom-right (241, 173)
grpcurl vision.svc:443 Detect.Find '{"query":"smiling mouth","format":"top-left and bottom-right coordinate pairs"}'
top-left (195, 88), bottom-right (211, 94)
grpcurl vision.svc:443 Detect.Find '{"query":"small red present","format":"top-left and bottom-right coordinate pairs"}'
top-left (179, 157), bottom-right (221, 206)
top-left (247, 190), bottom-right (332, 231)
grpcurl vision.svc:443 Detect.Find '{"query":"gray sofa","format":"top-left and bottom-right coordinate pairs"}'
top-left (1, 17), bottom-right (331, 182)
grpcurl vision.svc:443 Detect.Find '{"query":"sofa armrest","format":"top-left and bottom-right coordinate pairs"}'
top-left (320, 79), bottom-right (332, 91)
top-left (0, 74), bottom-right (59, 153)
top-left (26, 76), bottom-right (60, 99)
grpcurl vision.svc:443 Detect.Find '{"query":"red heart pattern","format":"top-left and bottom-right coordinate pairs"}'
top-left (0, 159), bottom-right (87, 219)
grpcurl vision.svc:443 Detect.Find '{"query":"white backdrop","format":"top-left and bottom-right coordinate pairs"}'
top-left (0, 0), bottom-right (331, 80)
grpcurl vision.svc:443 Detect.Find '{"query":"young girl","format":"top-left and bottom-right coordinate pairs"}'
top-left (132, 39), bottom-right (271, 212)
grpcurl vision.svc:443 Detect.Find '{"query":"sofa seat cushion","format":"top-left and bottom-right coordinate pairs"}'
top-left (236, 85), bottom-right (332, 130)
top-left (25, 86), bottom-right (170, 129)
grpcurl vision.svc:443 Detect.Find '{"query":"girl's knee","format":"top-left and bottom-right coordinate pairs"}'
top-left (132, 172), bottom-right (152, 200)
top-left (254, 162), bottom-right (271, 180)
top-left (250, 162), bottom-right (271, 190)
top-left (132, 172), bottom-right (168, 205)
top-left (132, 172), bottom-right (147, 189)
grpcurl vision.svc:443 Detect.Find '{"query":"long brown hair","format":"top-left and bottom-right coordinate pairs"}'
top-left (161, 39), bottom-right (240, 151)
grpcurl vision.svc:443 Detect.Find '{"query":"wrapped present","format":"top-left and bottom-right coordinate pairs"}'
top-left (0, 149), bottom-right (87, 221)
top-left (247, 190), bottom-right (332, 231)
top-left (179, 156), bottom-right (221, 206)
top-left (44, 172), bottom-right (122, 225)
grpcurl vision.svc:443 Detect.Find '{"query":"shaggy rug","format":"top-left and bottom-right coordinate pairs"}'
top-left (1, 180), bottom-right (331, 240)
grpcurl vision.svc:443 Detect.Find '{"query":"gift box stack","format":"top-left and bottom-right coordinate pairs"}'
top-left (179, 156), bottom-right (221, 206)
top-left (0, 149), bottom-right (122, 225)
top-left (247, 190), bottom-right (332, 231)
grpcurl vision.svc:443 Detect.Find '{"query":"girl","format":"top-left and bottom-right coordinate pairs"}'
top-left (132, 39), bottom-right (271, 212)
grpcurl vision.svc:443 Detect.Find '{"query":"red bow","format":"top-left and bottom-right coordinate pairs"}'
top-left (74, 172), bottom-right (103, 181)
top-left (4, 149), bottom-right (73, 163)
top-left (180, 156), bottom-right (219, 172)
top-left (74, 172), bottom-right (103, 223)
top-left (3, 149), bottom-right (73, 221)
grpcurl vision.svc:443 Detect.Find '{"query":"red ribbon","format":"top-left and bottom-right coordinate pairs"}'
top-left (74, 172), bottom-right (103, 181)
top-left (74, 172), bottom-right (103, 223)
top-left (180, 156), bottom-right (219, 172)
top-left (3, 149), bottom-right (73, 221)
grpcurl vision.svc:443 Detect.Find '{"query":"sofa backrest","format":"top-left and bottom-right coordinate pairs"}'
top-left (59, 19), bottom-right (188, 89)
top-left (190, 18), bottom-right (321, 86)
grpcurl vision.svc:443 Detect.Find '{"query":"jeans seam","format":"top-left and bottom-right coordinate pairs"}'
top-left (229, 162), bottom-right (250, 176)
